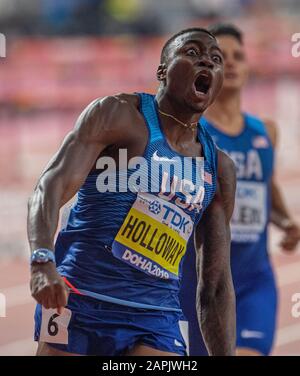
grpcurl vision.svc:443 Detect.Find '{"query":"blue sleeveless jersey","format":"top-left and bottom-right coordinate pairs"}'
top-left (54, 93), bottom-right (217, 311)
top-left (201, 114), bottom-right (274, 283)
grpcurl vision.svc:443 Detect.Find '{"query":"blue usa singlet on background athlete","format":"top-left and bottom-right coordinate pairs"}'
top-left (180, 113), bottom-right (276, 356)
top-left (34, 93), bottom-right (218, 355)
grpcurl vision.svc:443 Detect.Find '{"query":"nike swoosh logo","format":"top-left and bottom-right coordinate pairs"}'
top-left (174, 339), bottom-right (183, 347)
top-left (241, 330), bottom-right (265, 339)
top-left (152, 150), bottom-right (178, 163)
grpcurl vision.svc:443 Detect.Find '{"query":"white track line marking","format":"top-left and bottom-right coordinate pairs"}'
top-left (2, 283), bottom-right (32, 308)
top-left (0, 337), bottom-right (36, 356)
top-left (275, 261), bottom-right (300, 287)
top-left (275, 323), bottom-right (300, 348)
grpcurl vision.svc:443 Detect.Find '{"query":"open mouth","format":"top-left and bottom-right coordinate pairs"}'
top-left (194, 71), bottom-right (212, 95)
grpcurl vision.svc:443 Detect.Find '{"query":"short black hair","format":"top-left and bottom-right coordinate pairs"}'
top-left (208, 23), bottom-right (243, 45)
top-left (160, 27), bottom-right (216, 64)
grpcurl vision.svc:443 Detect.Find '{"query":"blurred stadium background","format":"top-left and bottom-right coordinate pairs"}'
top-left (0, 0), bottom-right (300, 355)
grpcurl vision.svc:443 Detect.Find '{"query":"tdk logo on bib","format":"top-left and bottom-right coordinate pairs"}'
top-left (161, 204), bottom-right (191, 235)
top-left (147, 196), bottom-right (192, 236)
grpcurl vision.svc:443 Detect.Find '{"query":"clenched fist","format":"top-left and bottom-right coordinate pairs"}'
top-left (30, 262), bottom-right (69, 314)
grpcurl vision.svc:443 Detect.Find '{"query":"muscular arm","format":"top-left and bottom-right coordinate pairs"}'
top-left (195, 150), bottom-right (236, 356)
top-left (28, 96), bottom-right (126, 251)
top-left (27, 95), bottom-right (135, 311)
top-left (264, 118), bottom-right (300, 251)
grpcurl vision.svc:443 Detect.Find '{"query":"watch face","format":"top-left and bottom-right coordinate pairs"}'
top-left (31, 249), bottom-right (54, 265)
top-left (34, 250), bottom-right (49, 263)
top-left (39, 251), bottom-right (47, 259)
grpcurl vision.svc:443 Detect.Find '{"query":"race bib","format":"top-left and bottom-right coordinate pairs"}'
top-left (40, 307), bottom-right (72, 344)
top-left (112, 193), bottom-right (193, 280)
top-left (231, 181), bottom-right (267, 242)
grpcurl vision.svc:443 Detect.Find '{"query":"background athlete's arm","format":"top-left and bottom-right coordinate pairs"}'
top-left (27, 96), bottom-right (129, 312)
top-left (195, 150), bottom-right (236, 356)
top-left (264, 119), bottom-right (300, 251)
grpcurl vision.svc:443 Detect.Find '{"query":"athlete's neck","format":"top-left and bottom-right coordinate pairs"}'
top-left (205, 90), bottom-right (244, 136)
top-left (155, 91), bottom-right (202, 144)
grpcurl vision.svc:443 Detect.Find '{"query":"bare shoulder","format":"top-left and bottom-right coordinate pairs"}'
top-left (112, 93), bottom-right (140, 109)
top-left (217, 149), bottom-right (236, 185)
top-left (73, 93), bottom-right (141, 144)
top-left (195, 149), bottom-right (236, 242)
top-left (82, 92), bottom-right (140, 127)
top-left (215, 149), bottom-right (236, 220)
top-left (261, 117), bottom-right (277, 148)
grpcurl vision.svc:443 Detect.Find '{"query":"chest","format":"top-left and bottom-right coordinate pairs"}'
top-left (211, 132), bottom-right (273, 182)
top-left (105, 119), bottom-right (203, 164)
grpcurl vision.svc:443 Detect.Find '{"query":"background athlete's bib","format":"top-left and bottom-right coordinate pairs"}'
top-left (231, 181), bottom-right (267, 243)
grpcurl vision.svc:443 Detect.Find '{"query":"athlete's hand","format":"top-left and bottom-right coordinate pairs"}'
top-left (280, 223), bottom-right (300, 252)
top-left (30, 262), bottom-right (69, 314)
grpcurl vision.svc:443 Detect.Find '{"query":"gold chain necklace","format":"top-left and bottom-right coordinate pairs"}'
top-left (158, 109), bottom-right (198, 131)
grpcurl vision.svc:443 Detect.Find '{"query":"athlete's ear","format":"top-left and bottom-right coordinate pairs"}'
top-left (156, 64), bottom-right (167, 82)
